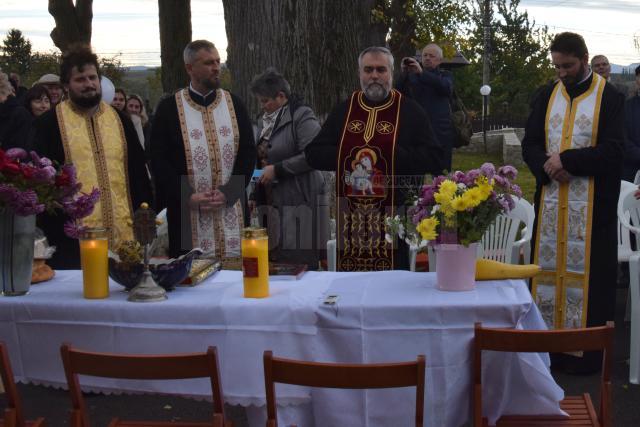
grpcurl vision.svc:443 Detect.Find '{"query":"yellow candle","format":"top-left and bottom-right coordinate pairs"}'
top-left (241, 227), bottom-right (269, 298)
top-left (79, 228), bottom-right (109, 299)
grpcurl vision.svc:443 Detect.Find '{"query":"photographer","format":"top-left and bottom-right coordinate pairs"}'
top-left (396, 43), bottom-right (454, 170)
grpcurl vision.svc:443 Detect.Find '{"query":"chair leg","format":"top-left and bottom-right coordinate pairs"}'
top-left (628, 255), bottom-right (640, 384)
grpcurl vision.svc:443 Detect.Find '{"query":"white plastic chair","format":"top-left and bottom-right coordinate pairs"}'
top-left (617, 181), bottom-right (640, 384)
top-left (425, 196), bottom-right (535, 272)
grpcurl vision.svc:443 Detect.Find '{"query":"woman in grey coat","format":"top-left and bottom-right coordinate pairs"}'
top-left (250, 68), bottom-right (329, 269)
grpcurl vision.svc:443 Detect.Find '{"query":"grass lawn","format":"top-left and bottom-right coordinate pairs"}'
top-left (452, 151), bottom-right (536, 203)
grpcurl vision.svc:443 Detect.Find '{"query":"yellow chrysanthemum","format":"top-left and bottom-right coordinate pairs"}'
top-left (451, 195), bottom-right (469, 211)
top-left (462, 187), bottom-right (483, 208)
top-left (434, 191), bottom-right (452, 206)
top-left (438, 179), bottom-right (458, 197)
top-left (416, 216), bottom-right (439, 241)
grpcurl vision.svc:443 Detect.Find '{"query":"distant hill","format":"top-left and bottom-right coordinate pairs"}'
top-left (612, 63), bottom-right (640, 74)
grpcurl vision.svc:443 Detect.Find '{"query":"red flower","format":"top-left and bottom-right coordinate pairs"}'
top-left (1, 162), bottom-right (21, 175)
top-left (56, 170), bottom-right (72, 187)
top-left (21, 164), bottom-right (36, 180)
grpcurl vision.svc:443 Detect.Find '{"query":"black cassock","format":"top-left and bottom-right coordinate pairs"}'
top-left (149, 89), bottom-right (256, 258)
top-left (305, 93), bottom-right (444, 270)
top-left (32, 107), bottom-right (153, 269)
top-left (522, 72), bottom-right (625, 330)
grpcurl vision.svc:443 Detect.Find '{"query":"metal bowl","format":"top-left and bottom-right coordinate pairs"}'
top-left (109, 249), bottom-right (202, 291)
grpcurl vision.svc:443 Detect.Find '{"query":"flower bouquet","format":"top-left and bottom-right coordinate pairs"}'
top-left (386, 163), bottom-right (522, 290)
top-left (0, 147), bottom-right (100, 294)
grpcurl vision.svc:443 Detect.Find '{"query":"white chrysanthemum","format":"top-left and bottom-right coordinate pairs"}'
top-left (385, 233), bottom-right (393, 243)
top-left (431, 205), bottom-right (440, 214)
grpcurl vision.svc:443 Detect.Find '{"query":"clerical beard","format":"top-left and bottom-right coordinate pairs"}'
top-left (363, 82), bottom-right (389, 102)
top-left (70, 92), bottom-right (102, 109)
top-left (201, 77), bottom-right (221, 91)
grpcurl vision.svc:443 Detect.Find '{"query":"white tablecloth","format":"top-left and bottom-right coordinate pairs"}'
top-left (0, 270), bottom-right (564, 426)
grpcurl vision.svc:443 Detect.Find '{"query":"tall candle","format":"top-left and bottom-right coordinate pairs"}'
top-left (241, 227), bottom-right (269, 298)
top-left (79, 228), bottom-right (109, 299)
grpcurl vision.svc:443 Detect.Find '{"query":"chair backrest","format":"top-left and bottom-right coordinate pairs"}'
top-left (264, 351), bottom-right (426, 427)
top-left (0, 342), bottom-right (25, 427)
top-left (618, 180), bottom-right (637, 257)
top-left (60, 344), bottom-right (225, 427)
top-left (473, 322), bottom-right (614, 427)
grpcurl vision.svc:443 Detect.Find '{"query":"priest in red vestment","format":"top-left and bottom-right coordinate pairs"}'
top-left (305, 46), bottom-right (444, 271)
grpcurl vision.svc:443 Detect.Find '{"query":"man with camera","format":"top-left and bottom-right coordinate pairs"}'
top-left (396, 43), bottom-right (455, 170)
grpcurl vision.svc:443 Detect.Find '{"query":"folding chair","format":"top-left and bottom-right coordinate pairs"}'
top-left (263, 351), bottom-right (425, 427)
top-left (473, 322), bottom-right (614, 427)
top-left (60, 344), bottom-right (230, 427)
top-left (0, 342), bottom-right (45, 427)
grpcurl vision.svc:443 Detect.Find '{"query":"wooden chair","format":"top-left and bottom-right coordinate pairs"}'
top-left (0, 342), bottom-right (45, 427)
top-left (60, 344), bottom-right (230, 427)
top-left (473, 322), bottom-right (614, 427)
top-left (263, 351), bottom-right (425, 427)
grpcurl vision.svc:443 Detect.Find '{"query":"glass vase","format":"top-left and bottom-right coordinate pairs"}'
top-left (0, 209), bottom-right (36, 296)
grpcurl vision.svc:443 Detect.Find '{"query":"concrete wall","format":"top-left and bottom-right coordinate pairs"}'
top-left (453, 128), bottom-right (525, 167)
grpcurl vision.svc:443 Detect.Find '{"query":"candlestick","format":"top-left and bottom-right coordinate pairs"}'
top-left (241, 227), bottom-right (269, 298)
top-left (79, 228), bottom-right (109, 299)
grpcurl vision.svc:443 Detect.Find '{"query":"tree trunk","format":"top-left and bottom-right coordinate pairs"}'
top-left (222, 0), bottom-right (386, 118)
top-left (158, 0), bottom-right (192, 94)
top-left (48, 0), bottom-right (93, 52)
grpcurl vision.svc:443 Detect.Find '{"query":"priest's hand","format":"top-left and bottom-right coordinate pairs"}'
top-left (190, 192), bottom-right (217, 212)
top-left (209, 189), bottom-right (226, 208)
top-left (543, 153), bottom-right (569, 182)
top-left (258, 165), bottom-right (276, 185)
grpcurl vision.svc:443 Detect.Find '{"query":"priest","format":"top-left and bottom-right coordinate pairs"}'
top-left (149, 40), bottom-right (256, 260)
top-left (305, 46), bottom-right (443, 271)
top-left (32, 45), bottom-right (153, 269)
top-left (522, 32), bottom-right (624, 373)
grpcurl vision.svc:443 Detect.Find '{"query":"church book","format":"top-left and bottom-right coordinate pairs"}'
top-left (269, 263), bottom-right (308, 281)
top-left (180, 259), bottom-right (221, 286)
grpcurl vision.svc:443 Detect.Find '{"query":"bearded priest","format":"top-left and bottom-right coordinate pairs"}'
top-left (32, 45), bottom-right (153, 269)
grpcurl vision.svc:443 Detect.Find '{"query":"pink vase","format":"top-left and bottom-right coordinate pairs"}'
top-left (435, 243), bottom-right (477, 291)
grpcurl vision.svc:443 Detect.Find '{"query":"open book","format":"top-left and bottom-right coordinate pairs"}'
top-left (269, 263), bottom-right (308, 280)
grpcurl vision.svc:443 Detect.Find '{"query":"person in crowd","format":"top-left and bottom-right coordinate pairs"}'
top-left (23, 84), bottom-right (51, 118)
top-left (149, 40), bottom-right (256, 259)
top-left (111, 88), bottom-right (127, 111)
top-left (126, 93), bottom-right (150, 148)
top-left (249, 68), bottom-right (328, 269)
top-left (591, 54), bottom-right (611, 80)
top-left (624, 65), bottom-right (640, 182)
top-left (522, 32), bottom-right (624, 374)
top-left (0, 71), bottom-right (32, 150)
top-left (32, 45), bottom-right (152, 269)
top-left (305, 46), bottom-right (443, 271)
top-left (591, 54), bottom-right (629, 97)
top-left (396, 43), bottom-right (454, 170)
top-left (8, 72), bottom-right (28, 102)
top-left (34, 74), bottom-right (64, 106)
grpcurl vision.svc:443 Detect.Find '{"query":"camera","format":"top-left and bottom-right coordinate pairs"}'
top-left (403, 58), bottom-right (413, 65)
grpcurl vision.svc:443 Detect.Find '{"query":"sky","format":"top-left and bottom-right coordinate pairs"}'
top-left (1, 0), bottom-right (639, 67)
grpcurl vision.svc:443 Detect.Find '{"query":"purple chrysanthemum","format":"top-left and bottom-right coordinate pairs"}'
top-left (63, 220), bottom-right (87, 239)
top-left (480, 162), bottom-right (495, 179)
top-left (5, 148), bottom-right (28, 161)
top-left (497, 165), bottom-right (517, 181)
top-left (63, 188), bottom-right (100, 219)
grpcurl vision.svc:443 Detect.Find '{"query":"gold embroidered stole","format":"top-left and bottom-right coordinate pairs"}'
top-left (175, 88), bottom-right (244, 260)
top-left (532, 73), bottom-right (605, 329)
top-left (57, 100), bottom-right (134, 247)
top-left (335, 90), bottom-right (401, 271)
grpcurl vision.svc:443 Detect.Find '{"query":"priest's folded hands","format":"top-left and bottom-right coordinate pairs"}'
top-left (189, 189), bottom-right (226, 212)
